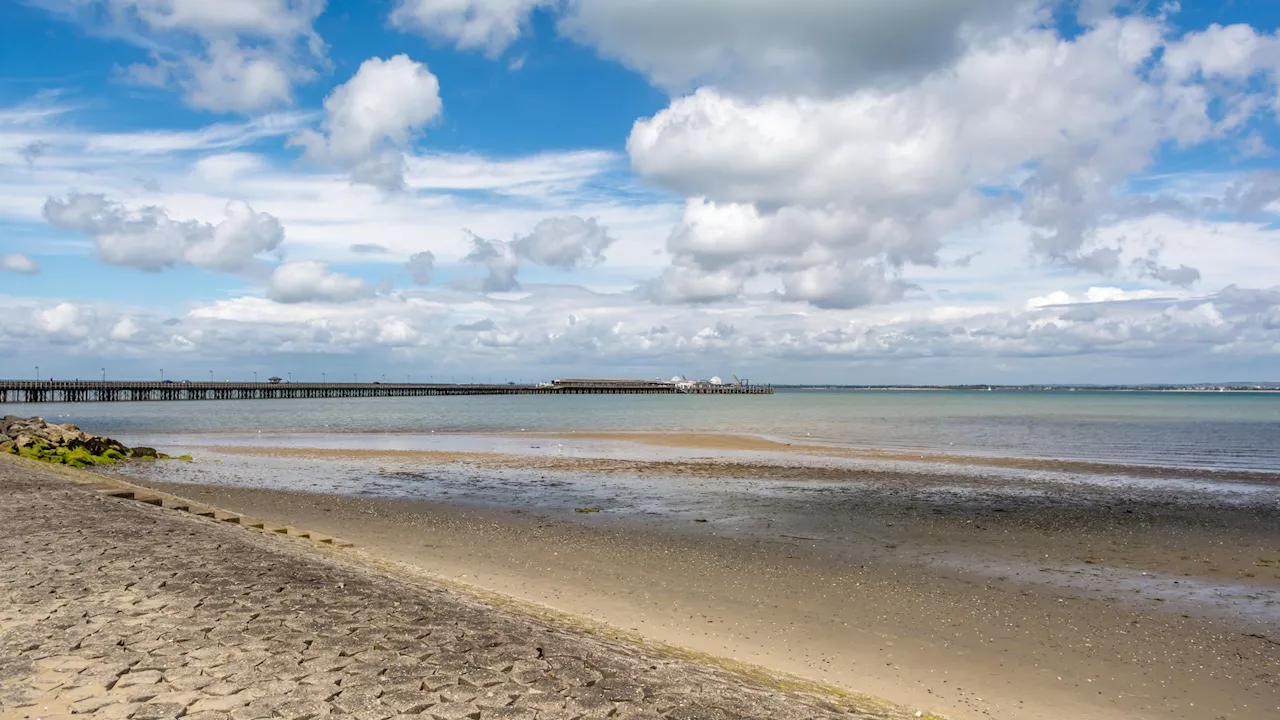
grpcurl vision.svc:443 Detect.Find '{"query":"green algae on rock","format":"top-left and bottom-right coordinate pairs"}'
top-left (0, 415), bottom-right (178, 467)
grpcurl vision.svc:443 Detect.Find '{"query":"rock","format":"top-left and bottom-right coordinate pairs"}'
top-left (12, 434), bottom-right (42, 449)
top-left (85, 436), bottom-right (127, 456)
top-left (575, 507), bottom-right (602, 513)
top-left (0, 416), bottom-right (170, 467)
top-left (54, 424), bottom-right (90, 443)
top-left (61, 446), bottom-right (98, 468)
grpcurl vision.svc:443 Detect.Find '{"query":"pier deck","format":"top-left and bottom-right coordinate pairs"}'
top-left (0, 380), bottom-right (772, 403)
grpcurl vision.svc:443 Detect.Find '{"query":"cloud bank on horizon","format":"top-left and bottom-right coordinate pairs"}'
top-left (2, 0), bottom-right (1280, 384)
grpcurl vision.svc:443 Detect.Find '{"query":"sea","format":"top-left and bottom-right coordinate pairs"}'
top-left (14, 389), bottom-right (1280, 473)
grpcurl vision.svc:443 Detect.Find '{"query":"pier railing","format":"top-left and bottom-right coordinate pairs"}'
top-left (0, 380), bottom-right (773, 403)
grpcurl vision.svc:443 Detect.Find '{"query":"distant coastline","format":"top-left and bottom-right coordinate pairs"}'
top-left (777, 384), bottom-right (1280, 392)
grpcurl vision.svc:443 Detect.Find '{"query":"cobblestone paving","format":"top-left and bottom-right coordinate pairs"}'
top-left (0, 460), bottom-right (912, 720)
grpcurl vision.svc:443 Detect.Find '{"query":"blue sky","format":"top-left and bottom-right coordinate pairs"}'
top-left (2, 0), bottom-right (1280, 384)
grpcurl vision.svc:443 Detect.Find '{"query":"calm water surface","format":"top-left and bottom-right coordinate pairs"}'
top-left (16, 389), bottom-right (1280, 472)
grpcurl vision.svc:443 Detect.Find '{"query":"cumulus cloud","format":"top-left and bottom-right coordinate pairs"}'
top-left (38, 0), bottom-right (326, 112)
top-left (36, 302), bottom-right (93, 343)
top-left (266, 261), bottom-right (374, 303)
top-left (460, 234), bottom-right (520, 292)
top-left (109, 316), bottom-right (141, 341)
top-left (406, 250), bottom-right (436, 285)
top-left (449, 216), bottom-right (618, 292)
top-left (183, 41), bottom-right (294, 112)
top-left (290, 55), bottom-right (443, 190)
top-left (391, 0), bottom-right (548, 57)
top-left (1161, 23), bottom-right (1280, 85)
top-left (510, 215), bottom-right (615, 268)
top-left (626, 13), bottom-right (1270, 308)
top-left (779, 262), bottom-right (915, 309)
top-left (1, 254), bottom-right (40, 275)
top-left (560, 0), bottom-right (1029, 94)
top-left (647, 264), bottom-right (746, 304)
top-left (43, 193), bottom-right (283, 273)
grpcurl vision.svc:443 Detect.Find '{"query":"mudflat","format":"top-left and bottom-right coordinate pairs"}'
top-left (122, 435), bottom-right (1280, 720)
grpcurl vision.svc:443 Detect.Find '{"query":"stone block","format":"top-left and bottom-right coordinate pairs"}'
top-left (479, 708), bottom-right (538, 720)
top-left (271, 698), bottom-right (333, 720)
top-left (188, 693), bottom-right (252, 713)
top-left (380, 688), bottom-right (437, 714)
top-left (130, 701), bottom-right (189, 719)
top-left (114, 669), bottom-right (164, 688)
top-left (427, 701), bottom-right (483, 720)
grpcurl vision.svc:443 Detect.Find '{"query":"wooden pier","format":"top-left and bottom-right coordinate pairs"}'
top-left (0, 379), bottom-right (772, 403)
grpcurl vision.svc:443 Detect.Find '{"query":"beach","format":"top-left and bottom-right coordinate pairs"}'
top-left (113, 431), bottom-right (1280, 720)
top-left (1, 455), bottom-right (932, 720)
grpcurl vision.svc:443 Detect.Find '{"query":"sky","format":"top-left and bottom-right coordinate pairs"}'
top-left (2, 0), bottom-right (1280, 385)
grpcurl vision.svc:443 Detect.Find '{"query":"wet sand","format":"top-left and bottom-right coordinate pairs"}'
top-left (531, 431), bottom-right (1280, 484)
top-left (116, 435), bottom-right (1280, 720)
top-left (187, 430), bottom-right (1280, 486)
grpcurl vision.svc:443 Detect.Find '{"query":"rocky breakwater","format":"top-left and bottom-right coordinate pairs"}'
top-left (0, 415), bottom-right (186, 467)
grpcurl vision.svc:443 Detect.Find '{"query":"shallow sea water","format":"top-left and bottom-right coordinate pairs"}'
top-left (17, 388), bottom-right (1280, 471)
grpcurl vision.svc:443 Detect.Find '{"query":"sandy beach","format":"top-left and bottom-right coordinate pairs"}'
top-left (114, 432), bottom-right (1280, 720)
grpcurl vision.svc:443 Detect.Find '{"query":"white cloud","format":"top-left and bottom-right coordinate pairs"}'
top-left (10, 0), bottom-right (1280, 384)
top-left (1026, 287), bottom-right (1184, 310)
top-left (406, 251), bottom-right (435, 285)
top-left (511, 215), bottom-right (615, 269)
top-left (391, 0), bottom-right (548, 57)
top-left (1, 254), bottom-right (40, 275)
top-left (183, 41), bottom-right (294, 113)
top-left (291, 55), bottom-right (443, 190)
top-left (36, 0), bottom-right (326, 113)
top-left (625, 14), bottom-right (1260, 308)
top-left (109, 316), bottom-right (141, 341)
top-left (42, 193), bottom-right (283, 273)
top-left (267, 261), bottom-right (374, 303)
top-left (183, 201), bottom-right (286, 271)
top-left (76, 112), bottom-right (312, 156)
top-left (647, 264), bottom-right (746, 304)
top-left (559, 0), bottom-right (1031, 94)
top-left (460, 234), bottom-right (520, 292)
top-left (1162, 23), bottom-right (1280, 83)
top-left (7, 282), bottom-right (1280, 382)
top-left (0, 99), bottom-right (677, 281)
top-left (446, 216), bottom-right (622, 291)
top-left (37, 302), bottom-right (92, 342)
top-left (57, 0), bottom-right (327, 37)
top-left (403, 150), bottom-right (620, 196)
top-left (780, 262), bottom-right (913, 309)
